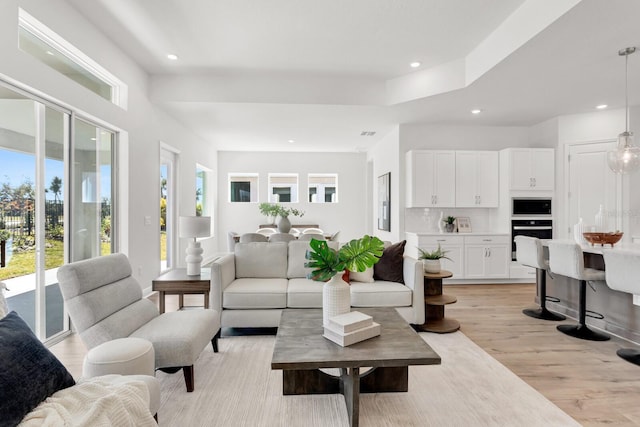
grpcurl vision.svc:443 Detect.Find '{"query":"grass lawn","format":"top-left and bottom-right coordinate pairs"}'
top-left (0, 239), bottom-right (64, 281)
top-left (0, 234), bottom-right (163, 281)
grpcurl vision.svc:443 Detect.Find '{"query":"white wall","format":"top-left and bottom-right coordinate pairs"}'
top-left (367, 127), bottom-right (401, 242)
top-left (0, 0), bottom-right (218, 291)
top-left (217, 151), bottom-right (367, 250)
top-left (556, 108), bottom-right (638, 242)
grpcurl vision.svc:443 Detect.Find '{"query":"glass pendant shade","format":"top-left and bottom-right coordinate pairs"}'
top-left (607, 47), bottom-right (639, 174)
top-left (608, 131), bottom-right (640, 174)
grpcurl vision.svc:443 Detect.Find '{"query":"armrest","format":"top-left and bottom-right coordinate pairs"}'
top-left (403, 256), bottom-right (425, 325)
top-left (209, 254), bottom-right (236, 312)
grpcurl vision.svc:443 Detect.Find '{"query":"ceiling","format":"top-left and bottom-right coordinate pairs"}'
top-left (66, 0), bottom-right (640, 152)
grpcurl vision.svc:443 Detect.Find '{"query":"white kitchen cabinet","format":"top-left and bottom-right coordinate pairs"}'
top-left (508, 148), bottom-right (555, 191)
top-left (455, 151), bottom-right (499, 207)
top-left (464, 235), bottom-right (510, 279)
top-left (406, 150), bottom-right (456, 207)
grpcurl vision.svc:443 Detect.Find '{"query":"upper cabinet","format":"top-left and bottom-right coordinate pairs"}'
top-left (406, 150), bottom-right (456, 207)
top-left (455, 151), bottom-right (499, 207)
top-left (507, 148), bottom-right (554, 191)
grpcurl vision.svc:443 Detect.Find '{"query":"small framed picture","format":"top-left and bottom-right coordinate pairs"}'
top-left (456, 217), bottom-right (472, 233)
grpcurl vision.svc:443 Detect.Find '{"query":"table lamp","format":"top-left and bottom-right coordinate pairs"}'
top-left (179, 216), bottom-right (211, 275)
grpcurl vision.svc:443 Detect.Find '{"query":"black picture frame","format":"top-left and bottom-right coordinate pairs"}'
top-left (378, 173), bottom-right (390, 231)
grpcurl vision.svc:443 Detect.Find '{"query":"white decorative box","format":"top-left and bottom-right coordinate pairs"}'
top-left (323, 322), bottom-right (381, 347)
top-left (328, 311), bottom-right (373, 334)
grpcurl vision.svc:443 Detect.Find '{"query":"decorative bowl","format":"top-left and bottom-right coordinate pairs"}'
top-left (582, 232), bottom-right (623, 247)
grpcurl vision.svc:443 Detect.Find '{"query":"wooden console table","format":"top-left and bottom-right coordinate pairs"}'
top-left (414, 270), bottom-right (460, 333)
top-left (152, 268), bottom-right (210, 313)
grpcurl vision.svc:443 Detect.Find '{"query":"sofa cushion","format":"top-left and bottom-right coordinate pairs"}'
top-left (0, 311), bottom-right (76, 427)
top-left (287, 240), bottom-right (339, 279)
top-left (235, 242), bottom-right (288, 278)
top-left (350, 281), bottom-right (412, 307)
top-left (223, 278), bottom-right (288, 309)
top-left (287, 278), bottom-right (323, 308)
top-left (374, 240), bottom-right (406, 283)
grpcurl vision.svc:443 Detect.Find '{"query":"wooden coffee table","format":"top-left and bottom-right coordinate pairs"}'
top-left (271, 307), bottom-right (441, 427)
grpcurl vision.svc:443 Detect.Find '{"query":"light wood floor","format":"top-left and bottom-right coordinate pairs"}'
top-left (50, 284), bottom-right (640, 426)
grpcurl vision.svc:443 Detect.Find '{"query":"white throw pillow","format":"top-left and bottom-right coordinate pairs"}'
top-left (349, 267), bottom-right (374, 283)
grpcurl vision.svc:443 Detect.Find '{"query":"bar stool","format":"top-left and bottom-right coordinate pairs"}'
top-left (515, 236), bottom-right (565, 321)
top-left (603, 250), bottom-right (640, 366)
top-left (548, 241), bottom-right (610, 341)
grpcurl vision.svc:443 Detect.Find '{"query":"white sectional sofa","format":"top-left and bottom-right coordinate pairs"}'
top-left (209, 240), bottom-right (425, 328)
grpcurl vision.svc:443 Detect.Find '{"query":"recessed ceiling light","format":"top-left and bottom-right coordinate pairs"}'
top-left (167, 54), bottom-right (178, 60)
top-left (288, 139), bottom-right (295, 144)
top-left (471, 109), bottom-right (482, 114)
top-left (410, 62), bottom-right (421, 68)
top-left (596, 104), bottom-right (608, 109)
top-left (46, 50), bottom-right (54, 56)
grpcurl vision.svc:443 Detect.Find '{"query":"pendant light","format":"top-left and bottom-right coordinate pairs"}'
top-left (607, 47), bottom-right (640, 174)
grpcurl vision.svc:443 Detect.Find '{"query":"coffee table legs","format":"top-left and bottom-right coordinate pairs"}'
top-left (282, 366), bottom-right (408, 427)
top-left (341, 368), bottom-right (360, 427)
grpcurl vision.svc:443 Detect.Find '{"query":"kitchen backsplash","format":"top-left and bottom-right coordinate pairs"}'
top-left (404, 207), bottom-right (499, 233)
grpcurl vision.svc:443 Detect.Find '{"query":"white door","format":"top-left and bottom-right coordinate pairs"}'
top-left (568, 141), bottom-right (621, 236)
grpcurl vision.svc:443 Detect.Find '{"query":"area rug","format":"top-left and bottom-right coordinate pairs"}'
top-left (156, 331), bottom-right (580, 426)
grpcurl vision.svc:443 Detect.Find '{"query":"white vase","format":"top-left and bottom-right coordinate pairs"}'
top-left (438, 211), bottom-right (444, 233)
top-left (323, 273), bottom-right (351, 326)
top-left (573, 217), bottom-right (586, 245)
top-left (277, 216), bottom-right (291, 233)
top-left (595, 205), bottom-right (607, 231)
top-left (423, 259), bottom-right (441, 274)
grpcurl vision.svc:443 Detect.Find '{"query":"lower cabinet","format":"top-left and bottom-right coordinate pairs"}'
top-left (406, 233), bottom-right (509, 280)
top-left (464, 235), bottom-right (510, 279)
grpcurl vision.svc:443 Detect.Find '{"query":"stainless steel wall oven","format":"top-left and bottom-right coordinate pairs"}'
top-left (511, 198), bottom-right (553, 260)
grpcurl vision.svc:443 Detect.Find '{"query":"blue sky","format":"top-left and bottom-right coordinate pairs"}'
top-left (0, 149), bottom-right (110, 200)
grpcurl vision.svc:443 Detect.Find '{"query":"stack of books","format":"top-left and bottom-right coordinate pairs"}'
top-left (323, 311), bottom-right (380, 347)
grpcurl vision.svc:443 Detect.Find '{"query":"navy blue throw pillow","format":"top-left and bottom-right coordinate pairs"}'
top-left (0, 311), bottom-right (75, 427)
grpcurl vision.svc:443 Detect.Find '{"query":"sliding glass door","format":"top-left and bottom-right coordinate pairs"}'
top-left (71, 118), bottom-right (115, 262)
top-left (0, 85), bottom-right (68, 339)
top-left (0, 81), bottom-right (117, 343)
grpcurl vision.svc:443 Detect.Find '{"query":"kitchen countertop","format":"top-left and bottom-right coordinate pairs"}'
top-left (543, 239), bottom-right (640, 255)
top-left (406, 231), bottom-right (510, 236)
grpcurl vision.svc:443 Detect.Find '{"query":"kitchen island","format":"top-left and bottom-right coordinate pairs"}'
top-left (541, 241), bottom-right (640, 344)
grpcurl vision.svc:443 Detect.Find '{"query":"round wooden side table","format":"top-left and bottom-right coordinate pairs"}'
top-left (414, 270), bottom-right (460, 334)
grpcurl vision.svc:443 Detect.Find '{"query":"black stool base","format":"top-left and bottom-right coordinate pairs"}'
top-left (557, 324), bottom-right (610, 341)
top-left (523, 307), bottom-right (566, 321)
top-left (617, 348), bottom-right (640, 366)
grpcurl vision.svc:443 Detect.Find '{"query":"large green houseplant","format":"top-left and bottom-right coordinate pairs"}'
top-left (305, 235), bottom-right (384, 325)
top-left (305, 235), bottom-right (384, 282)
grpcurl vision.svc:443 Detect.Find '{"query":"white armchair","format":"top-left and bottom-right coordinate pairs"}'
top-left (57, 253), bottom-right (221, 392)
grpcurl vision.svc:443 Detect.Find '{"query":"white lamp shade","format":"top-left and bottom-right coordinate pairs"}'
top-left (179, 216), bottom-right (211, 238)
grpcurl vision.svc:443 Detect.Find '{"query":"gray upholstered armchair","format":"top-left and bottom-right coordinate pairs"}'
top-left (57, 253), bottom-right (221, 392)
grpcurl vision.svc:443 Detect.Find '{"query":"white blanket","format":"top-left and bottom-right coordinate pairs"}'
top-left (19, 375), bottom-right (156, 427)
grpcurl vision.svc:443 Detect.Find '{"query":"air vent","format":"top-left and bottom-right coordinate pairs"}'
top-left (360, 131), bottom-right (376, 136)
